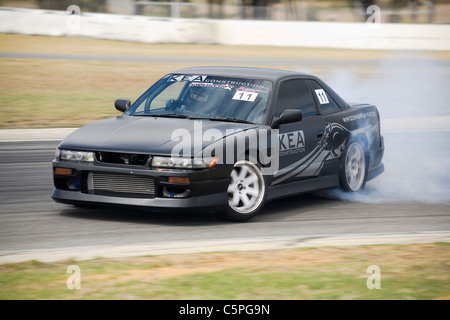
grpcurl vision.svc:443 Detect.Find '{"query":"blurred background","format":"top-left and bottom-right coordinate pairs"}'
top-left (1, 0), bottom-right (449, 23)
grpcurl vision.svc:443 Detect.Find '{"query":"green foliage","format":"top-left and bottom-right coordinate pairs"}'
top-left (1, 243), bottom-right (449, 300)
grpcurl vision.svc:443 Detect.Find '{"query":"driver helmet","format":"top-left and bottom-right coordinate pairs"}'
top-left (188, 85), bottom-right (210, 103)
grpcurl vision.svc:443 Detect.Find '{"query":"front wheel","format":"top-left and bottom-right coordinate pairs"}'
top-left (339, 141), bottom-right (368, 192)
top-left (217, 161), bottom-right (267, 222)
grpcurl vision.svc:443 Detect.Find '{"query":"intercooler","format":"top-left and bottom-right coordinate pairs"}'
top-left (87, 172), bottom-right (155, 198)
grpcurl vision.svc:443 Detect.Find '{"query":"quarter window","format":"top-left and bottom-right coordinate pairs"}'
top-left (309, 80), bottom-right (341, 115)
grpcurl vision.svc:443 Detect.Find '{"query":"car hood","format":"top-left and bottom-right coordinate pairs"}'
top-left (59, 116), bottom-right (259, 155)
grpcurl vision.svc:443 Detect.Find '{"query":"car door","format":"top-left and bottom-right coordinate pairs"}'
top-left (271, 78), bottom-right (326, 185)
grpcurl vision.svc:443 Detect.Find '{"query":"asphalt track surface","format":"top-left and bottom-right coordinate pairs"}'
top-left (0, 130), bottom-right (449, 263)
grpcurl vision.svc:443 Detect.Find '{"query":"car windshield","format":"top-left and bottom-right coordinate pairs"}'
top-left (125, 74), bottom-right (273, 124)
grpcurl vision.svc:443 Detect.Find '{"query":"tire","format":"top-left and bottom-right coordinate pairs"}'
top-left (217, 160), bottom-right (267, 222)
top-left (339, 140), bottom-right (368, 192)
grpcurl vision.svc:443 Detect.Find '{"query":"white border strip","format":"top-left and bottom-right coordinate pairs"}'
top-left (1, 116), bottom-right (449, 142)
top-left (0, 128), bottom-right (76, 142)
top-left (1, 232), bottom-right (449, 263)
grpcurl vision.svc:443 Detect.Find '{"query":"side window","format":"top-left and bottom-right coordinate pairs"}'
top-left (274, 79), bottom-right (317, 119)
top-left (149, 81), bottom-right (186, 110)
top-left (133, 81), bottom-right (186, 113)
top-left (309, 80), bottom-right (341, 115)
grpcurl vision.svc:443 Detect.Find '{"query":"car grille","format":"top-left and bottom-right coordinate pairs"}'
top-left (88, 172), bottom-right (155, 198)
top-left (95, 151), bottom-right (150, 166)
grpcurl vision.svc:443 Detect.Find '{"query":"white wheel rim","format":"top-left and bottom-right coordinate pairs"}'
top-left (227, 161), bottom-right (265, 214)
top-left (345, 142), bottom-right (366, 191)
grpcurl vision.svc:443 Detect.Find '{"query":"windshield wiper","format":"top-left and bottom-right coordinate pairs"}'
top-left (207, 117), bottom-right (255, 124)
top-left (134, 113), bottom-right (254, 124)
top-left (134, 113), bottom-right (189, 118)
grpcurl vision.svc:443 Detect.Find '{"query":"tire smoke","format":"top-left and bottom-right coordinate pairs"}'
top-left (315, 52), bottom-right (450, 204)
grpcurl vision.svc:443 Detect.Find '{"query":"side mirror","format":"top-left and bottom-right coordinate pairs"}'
top-left (271, 109), bottom-right (303, 128)
top-left (115, 99), bottom-right (131, 113)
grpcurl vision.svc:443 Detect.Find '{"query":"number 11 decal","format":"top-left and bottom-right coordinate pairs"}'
top-left (314, 89), bottom-right (329, 104)
top-left (232, 91), bottom-right (259, 102)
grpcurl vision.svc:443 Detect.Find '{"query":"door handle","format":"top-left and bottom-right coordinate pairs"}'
top-left (317, 129), bottom-right (324, 138)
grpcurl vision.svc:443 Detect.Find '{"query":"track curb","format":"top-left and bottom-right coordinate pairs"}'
top-left (1, 232), bottom-right (449, 263)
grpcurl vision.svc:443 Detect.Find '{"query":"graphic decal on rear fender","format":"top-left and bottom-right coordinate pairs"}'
top-left (318, 123), bottom-right (349, 158)
top-left (272, 122), bottom-right (378, 185)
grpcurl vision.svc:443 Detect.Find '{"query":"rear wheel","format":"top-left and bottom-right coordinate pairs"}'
top-left (218, 161), bottom-right (267, 222)
top-left (339, 141), bottom-right (368, 192)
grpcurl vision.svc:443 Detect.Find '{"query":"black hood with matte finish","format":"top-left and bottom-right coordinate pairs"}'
top-left (59, 115), bottom-right (259, 155)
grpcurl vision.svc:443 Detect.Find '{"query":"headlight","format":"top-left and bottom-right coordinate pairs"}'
top-left (151, 156), bottom-right (217, 169)
top-left (58, 149), bottom-right (94, 162)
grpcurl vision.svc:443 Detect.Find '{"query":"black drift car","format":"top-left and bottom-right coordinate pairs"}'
top-left (52, 67), bottom-right (384, 221)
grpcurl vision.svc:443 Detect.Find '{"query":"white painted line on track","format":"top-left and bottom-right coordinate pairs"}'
top-left (1, 231), bottom-right (449, 263)
top-left (382, 116), bottom-right (450, 133)
top-left (1, 116), bottom-right (450, 142)
top-left (0, 128), bottom-right (76, 142)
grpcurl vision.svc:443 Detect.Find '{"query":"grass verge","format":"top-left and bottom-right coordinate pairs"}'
top-left (1, 243), bottom-right (449, 300)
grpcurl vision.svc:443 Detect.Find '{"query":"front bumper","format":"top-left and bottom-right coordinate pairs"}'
top-left (51, 160), bottom-right (230, 211)
top-left (51, 189), bottom-right (227, 211)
